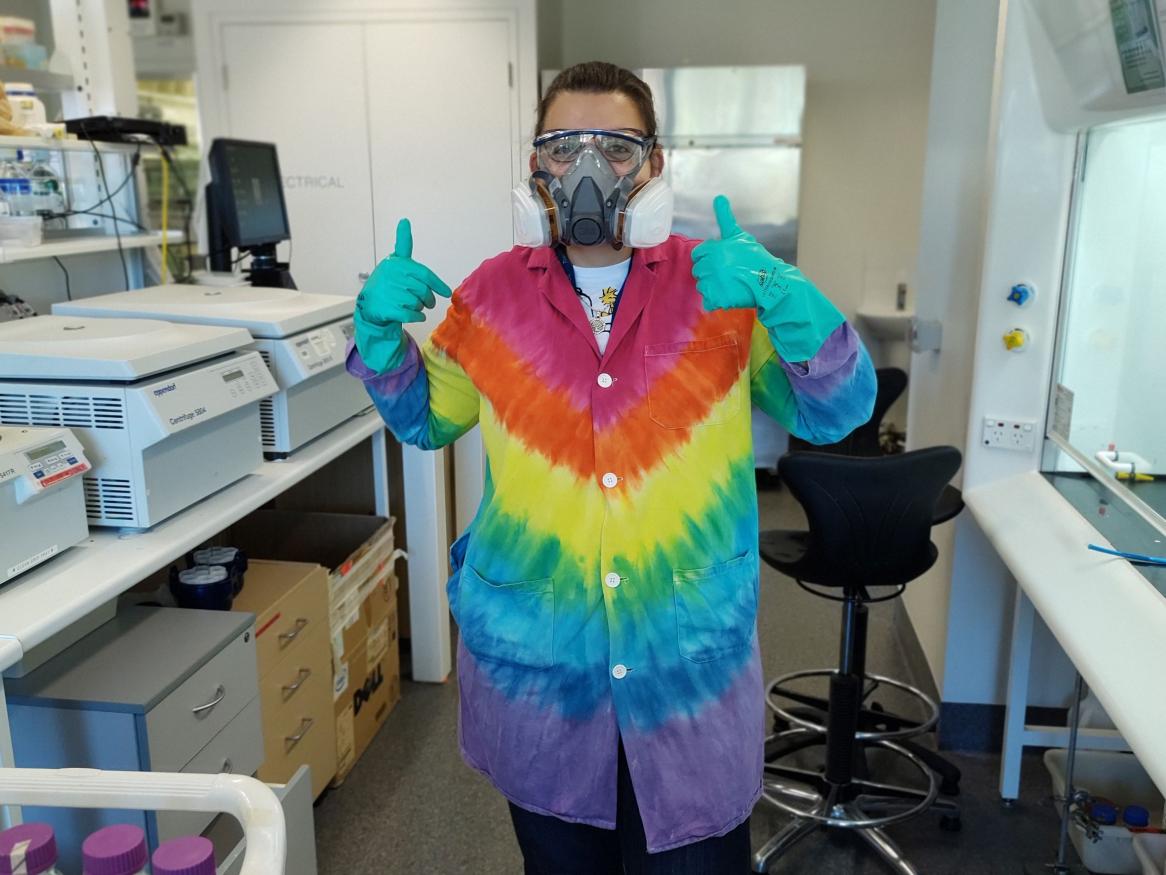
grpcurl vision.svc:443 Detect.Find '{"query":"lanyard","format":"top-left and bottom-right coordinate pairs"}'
top-left (554, 246), bottom-right (632, 322)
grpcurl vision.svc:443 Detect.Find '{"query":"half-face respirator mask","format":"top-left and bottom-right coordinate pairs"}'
top-left (511, 129), bottom-right (674, 249)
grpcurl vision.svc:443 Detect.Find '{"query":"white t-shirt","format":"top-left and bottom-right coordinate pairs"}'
top-left (571, 258), bottom-right (632, 354)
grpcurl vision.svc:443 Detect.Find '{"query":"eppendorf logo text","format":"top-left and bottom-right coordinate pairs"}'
top-left (284, 175), bottom-right (344, 189)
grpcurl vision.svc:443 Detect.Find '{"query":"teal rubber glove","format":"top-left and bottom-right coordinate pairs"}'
top-left (354, 218), bottom-right (452, 374)
top-left (692, 195), bottom-right (844, 362)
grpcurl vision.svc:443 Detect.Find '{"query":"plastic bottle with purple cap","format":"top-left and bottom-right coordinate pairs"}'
top-left (151, 837), bottom-right (215, 875)
top-left (0, 823), bottom-right (64, 875)
top-left (81, 825), bottom-right (149, 875)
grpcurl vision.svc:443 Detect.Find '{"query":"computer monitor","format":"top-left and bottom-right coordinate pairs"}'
top-left (206, 138), bottom-right (295, 287)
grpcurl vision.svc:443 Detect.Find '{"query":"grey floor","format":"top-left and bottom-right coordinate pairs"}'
top-left (314, 486), bottom-right (1068, 874)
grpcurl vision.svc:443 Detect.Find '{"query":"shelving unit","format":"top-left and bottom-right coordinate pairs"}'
top-left (0, 230), bottom-right (185, 264)
top-left (0, 67), bottom-right (75, 93)
top-left (0, 135), bottom-right (145, 155)
top-left (0, 412), bottom-right (386, 655)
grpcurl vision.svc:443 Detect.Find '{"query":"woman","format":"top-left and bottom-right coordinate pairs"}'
top-left (348, 62), bottom-right (875, 874)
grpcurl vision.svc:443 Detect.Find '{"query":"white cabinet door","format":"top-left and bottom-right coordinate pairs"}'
top-left (219, 22), bottom-right (375, 295)
top-left (364, 18), bottom-right (515, 536)
top-left (363, 17), bottom-right (517, 327)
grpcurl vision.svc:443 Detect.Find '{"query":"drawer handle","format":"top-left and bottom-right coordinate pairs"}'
top-left (284, 717), bottom-right (315, 752)
top-left (281, 667), bottom-right (312, 701)
top-left (191, 685), bottom-right (226, 716)
top-left (278, 618), bottom-right (309, 648)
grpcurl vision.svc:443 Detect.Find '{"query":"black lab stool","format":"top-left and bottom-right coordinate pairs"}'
top-left (752, 447), bottom-right (964, 875)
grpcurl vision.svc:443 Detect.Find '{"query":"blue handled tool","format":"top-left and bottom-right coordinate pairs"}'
top-left (1088, 543), bottom-right (1166, 565)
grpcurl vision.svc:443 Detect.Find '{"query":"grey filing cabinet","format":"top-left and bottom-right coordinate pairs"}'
top-left (6, 606), bottom-right (297, 872)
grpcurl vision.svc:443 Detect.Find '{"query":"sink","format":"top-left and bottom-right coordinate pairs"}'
top-left (857, 307), bottom-right (914, 341)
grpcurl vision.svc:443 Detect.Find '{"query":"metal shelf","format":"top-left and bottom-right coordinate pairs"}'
top-left (0, 135), bottom-right (149, 155)
top-left (0, 67), bottom-right (76, 93)
top-left (0, 230), bottom-right (185, 264)
top-left (0, 412), bottom-right (385, 655)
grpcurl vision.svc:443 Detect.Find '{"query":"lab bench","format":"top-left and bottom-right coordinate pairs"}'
top-left (965, 472), bottom-right (1166, 802)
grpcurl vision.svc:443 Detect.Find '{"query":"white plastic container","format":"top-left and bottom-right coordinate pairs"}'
top-left (1133, 833), bottom-right (1166, 875)
top-left (1045, 748), bottom-right (1165, 875)
top-left (5, 83), bottom-right (46, 128)
top-left (0, 214), bottom-right (42, 246)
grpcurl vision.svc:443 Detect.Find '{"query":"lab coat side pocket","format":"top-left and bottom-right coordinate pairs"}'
top-left (673, 551), bottom-right (758, 663)
top-left (458, 564), bottom-right (555, 670)
top-left (446, 529), bottom-right (472, 625)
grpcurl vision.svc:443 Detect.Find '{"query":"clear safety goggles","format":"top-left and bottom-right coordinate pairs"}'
top-left (533, 129), bottom-right (655, 174)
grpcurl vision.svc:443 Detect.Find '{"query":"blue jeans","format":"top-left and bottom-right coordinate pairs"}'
top-left (508, 742), bottom-right (752, 874)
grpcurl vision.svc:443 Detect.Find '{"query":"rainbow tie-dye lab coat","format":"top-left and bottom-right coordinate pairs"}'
top-left (348, 235), bottom-right (875, 852)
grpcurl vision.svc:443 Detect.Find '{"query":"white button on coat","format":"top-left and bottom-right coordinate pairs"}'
top-left (612, 664), bottom-right (628, 680)
top-left (604, 572), bottom-right (621, 588)
top-left (602, 472), bottom-right (618, 488)
top-left (597, 373), bottom-right (614, 388)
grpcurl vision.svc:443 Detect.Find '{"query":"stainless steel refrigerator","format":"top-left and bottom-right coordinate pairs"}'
top-left (644, 65), bottom-right (806, 469)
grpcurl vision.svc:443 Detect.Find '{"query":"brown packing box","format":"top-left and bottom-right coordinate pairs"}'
top-left (333, 596), bottom-right (400, 784)
top-left (230, 560), bottom-right (338, 797)
top-left (227, 510), bottom-right (398, 597)
top-left (336, 572), bottom-right (397, 664)
top-left (231, 560), bottom-right (330, 677)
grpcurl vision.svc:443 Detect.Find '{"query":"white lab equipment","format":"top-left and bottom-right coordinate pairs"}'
top-left (0, 425), bottom-right (89, 584)
top-left (55, 285), bottom-right (370, 456)
top-left (0, 316), bottom-right (278, 529)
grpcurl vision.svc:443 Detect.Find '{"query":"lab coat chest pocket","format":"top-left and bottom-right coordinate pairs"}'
top-left (643, 333), bottom-right (743, 429)
top-left (458, 564), bottom-right (555, 669)
top-left (673, 552), bottom-right (758, 663)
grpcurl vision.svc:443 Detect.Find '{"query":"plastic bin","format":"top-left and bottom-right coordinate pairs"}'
top-left (0, 214), bottom-right (42, 246)
top-left (1045, 749), bottom-right (1165, 875)
top-left (1134, 833), bottom-right (1166, 875)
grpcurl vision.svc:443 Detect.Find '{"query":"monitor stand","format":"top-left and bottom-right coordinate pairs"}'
top-left (245, 244), bottom-right (296, 289)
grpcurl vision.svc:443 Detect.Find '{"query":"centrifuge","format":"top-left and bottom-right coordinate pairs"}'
top-left (55, 284), bottom-right (370, 456)
top-left (0, 316), bottom-right (277, 529)
top-left (0, 425), bottom-right (90, 583)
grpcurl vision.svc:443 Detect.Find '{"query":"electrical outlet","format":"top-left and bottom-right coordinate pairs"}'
top-left (982, 417), bottom-right (1037, 451)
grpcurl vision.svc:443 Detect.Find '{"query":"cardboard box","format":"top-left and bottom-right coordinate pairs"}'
top-left (228, 510), bottom-right (399, 602)
top-left (231, 561), bottom-right (338, 797)
top-left (224, 510), bottom-right (404, 785)
top-left (231, 560), bottom-right (329, 678)
top-left (332, 598), bottom-right (400, 785)
top-left (333, 572), bottom-right (397, 668)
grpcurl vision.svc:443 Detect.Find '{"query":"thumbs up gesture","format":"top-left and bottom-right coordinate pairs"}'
top-left (354, 218), bottom-right (452, 373)
top-left (692, 195), bottom-right (847, 363)
top-left (691, 195), bottom-right (790, 313)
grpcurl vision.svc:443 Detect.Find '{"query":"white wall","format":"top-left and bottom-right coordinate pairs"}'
top-left (906, 1), bottom-right (1117, 708)
top-left (902, 0), bottom-right (1001, 695)
top-left (540, 0), bottom-right (936, 323)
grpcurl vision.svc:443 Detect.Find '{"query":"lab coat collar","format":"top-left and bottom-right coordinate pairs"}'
top-left (528, 242), bottom-right (669, 362)
top-left (524, 241), bottom-right (669, 272)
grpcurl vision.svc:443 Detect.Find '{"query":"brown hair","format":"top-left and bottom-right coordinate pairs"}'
top-left (536, 62), bottom-right (658, 137)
